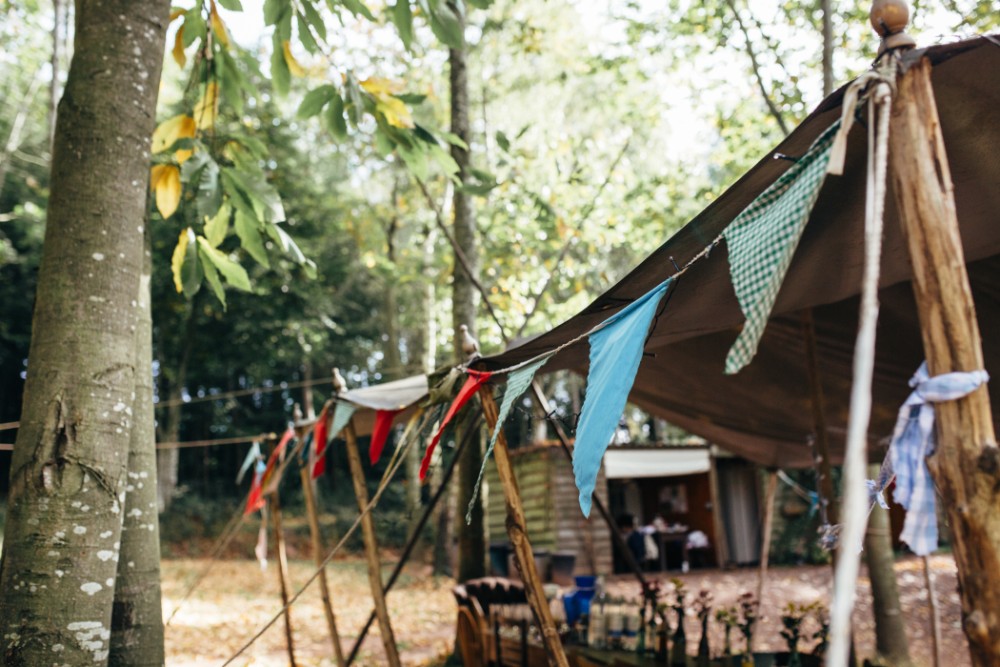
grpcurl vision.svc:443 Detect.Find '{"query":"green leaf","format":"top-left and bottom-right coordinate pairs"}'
top-left (218, 49), bottom-right (246, 115)
top-left (270, 34), bottom-right (291, 96)
top-left (275, 9), bottom-right (293, 41)
top-left (396, 92), bottom-right (427, 105)
top-left (325, 90), bottom-right (347, 138)
top-left (440, 130), bottom-right (469, 150)
top-left (263, 0), bottom-right (290, 25)
top-left (195, 157), bottom-right (222, 220)
top-left (296, 12), bottom-right (319, 54)
top-left (397, 143), bottom-right (429, 181)
top-left (234, 134), bottom-right (269, 160)
top-left (234, 210), bottom-right (270, 267)
top-left (300, 0), bottom-right (328, 42)
top-left (429, 143), bottom-right (460, 177)
top-left (198, 245), bottom-right (227, 307)
top-left (390, 1), bottom-right (413, 50)
top-left (466, 0), bottom-right (491, 8)
top-left (344, 73), bottom-right (364, 124)
top-left (265, 224), bottom-right (306, 264)
top-left (223, 167), bottom-right (285, 223)
top-left (217, 0), bottom-right (243, 9)
top-left (181, 231), bottom-right (203, 297)
top-left (340, 0), bottom-right (376, 21)
top-left (298, 84), bottom-right (335, 119)
top-left (495, 130), bottom-right (510, 152)
top-left (303, 258), bottom-right (318, 279)
top-left (205, 202), bottom-right (231, 247)
top-left (182, 9), bottom-right (206, 47)
top-left (197, 236), bottom-right (252, 291)
top-left (429, 3), bottom-right (463, 48)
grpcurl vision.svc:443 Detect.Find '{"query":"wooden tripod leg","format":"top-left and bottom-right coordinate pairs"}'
top-left (269, 491), bottom-right (298, 667)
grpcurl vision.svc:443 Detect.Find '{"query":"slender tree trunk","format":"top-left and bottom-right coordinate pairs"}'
top-left (50, 0), bottom-right (61, 151)
top-left (865, 464), bottom-right (912, 666)
top-left (409, 225), bottom-right (438, 519)
top-left (0, 2), bottom-right (170, 664)
top-left (157, 304), bottom-right (195, 512)
top-left (449, 1), bottom-right (486, 583)
top-left (109, 224), bottom-right (164, 666)
top-left (820, 0), bottom-right (834, 97)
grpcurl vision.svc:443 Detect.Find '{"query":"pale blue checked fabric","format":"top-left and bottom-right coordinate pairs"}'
top-left (329, 401), bottom-right (356, 439)
top-left (574, 279), bottom-right (671, 516)
top-left (724, 121), bottom-right (841, 374)
top-left (888, 362), bottom-right (989, 555)
top-left (466, 355), bottom-right (551, 523)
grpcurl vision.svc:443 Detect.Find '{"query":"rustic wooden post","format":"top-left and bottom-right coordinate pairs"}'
top-left (880, 3), bottom-right (1000, 662)
top-left (267, 431), bottom-right (298, 667)
top-left (293, 405), bottom-right (346, 667)
top-left (479, 386), bottom-right (570, 667)
top-left (754, 469), bottom-right (778, 651)
top-left (923, 556), bottom-right (941, 667)
top-left (343, 416), bottom-right (402, 667)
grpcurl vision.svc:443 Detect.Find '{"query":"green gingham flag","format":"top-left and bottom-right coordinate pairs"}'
top-left (724, 120), bottom-right (841, 374)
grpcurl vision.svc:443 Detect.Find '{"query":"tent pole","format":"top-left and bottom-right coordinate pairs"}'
top-left (293, 406), bottom-right (346, 666)
top-left (756, 469), bottom-right (778, 625)
top-left (268, 476), bottom-right (298, 666)
top-left (530, 381), bottom-right (650, 589)
top-left (707, 448), bottom-right (730, 566)
top-left (800, 309), bottom-right (839, 525)
top-left (924, 556), bottom-right (941, 667)
top-left (886, 50), bottom-right (1000, 665)
top-left (479, 386), bottom-right (570, 667)
top-left (344, 418), bottom-right (402, 667)
top-left (345, 414), bottom-right (482, 666)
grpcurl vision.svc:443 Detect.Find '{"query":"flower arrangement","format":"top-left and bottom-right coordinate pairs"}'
top-left (737, 592), bottom-right (759, 667)
top-left (693, 589), bottom-right (713, 667)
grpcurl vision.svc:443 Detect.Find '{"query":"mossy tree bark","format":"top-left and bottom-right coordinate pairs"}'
top-left (449, 0), bottom-right (487, 584)
top-left (0, 1), bottom-right (170, 664)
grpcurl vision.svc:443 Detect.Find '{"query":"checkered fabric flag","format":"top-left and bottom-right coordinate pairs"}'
top-left (724, 120), bottom-right (841, 374)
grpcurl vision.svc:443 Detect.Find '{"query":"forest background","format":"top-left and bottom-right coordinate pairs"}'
top-left (0, 0), bottom-right (996, 624)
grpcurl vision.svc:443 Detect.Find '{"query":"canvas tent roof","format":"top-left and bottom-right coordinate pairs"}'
top-left (478, 37), bottom-right (1000, 468)
top-left (338, 374), bottom-right (428, 435)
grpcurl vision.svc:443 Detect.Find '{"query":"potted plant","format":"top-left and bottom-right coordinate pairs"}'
top-left (714, 607), bottom-right (739, 667)
top-left (779, 601), bottom-right (816, 667)
top-left (810, 603), bottom-right (829, 659)
top-left (669, 579), bottom-right (688, 666)
top-left (736, 592), bottom-right (758, 667)
top-left (693, 589), bottom-right (713, 667)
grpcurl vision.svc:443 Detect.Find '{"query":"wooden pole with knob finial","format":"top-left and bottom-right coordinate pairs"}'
top-left (335, 370), bottom-right (403, 667)
top-left (463, 328), bottom-right (570, 667)
top-left (876, 2), bottom-right (1000, 664)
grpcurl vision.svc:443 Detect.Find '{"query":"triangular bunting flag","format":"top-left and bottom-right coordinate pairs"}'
top-left (466, 355), bottom-right (550, 523)
top-left (369, 409), bottom-right (403, 464)
top-left (311, 401), bottom-right (356, 479)
top-left (245, 459), bottom-right (268, 515)
top-left (574, 280), bottom-right (670, 516)
top-left (723, 121), bottom-right (840, 374)
top-left (420, 370), bottom-right (492, 480)
top-left (259, 427), bottom-right (294, 497)
top-left (236, 440), bottom-right (261, 484)
top-left (308, 404), bottom-right (330, 479)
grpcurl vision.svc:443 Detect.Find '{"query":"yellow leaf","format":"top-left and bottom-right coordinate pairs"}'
top-left (210, 3), bottom-right (230, 49)
top-left (375, 95), bottom-right (414, 129)
top-left (152, 165), bottom-right (182, 218)
top-left (360, 77), bottom-right (405, 96)
top-left (170, 228), bottom-right (190, 293)
top-left (172, 26), bottom-right (187, 68)
top-left (193, 82), bottom-right (219, 130)
top-left (152, 115), bottom-right (196, 164)
top-left (282, 41), bottom-right (306, 77)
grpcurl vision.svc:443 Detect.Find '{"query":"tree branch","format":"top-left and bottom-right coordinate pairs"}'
top-left (724, 0), bottom-right (789, 136)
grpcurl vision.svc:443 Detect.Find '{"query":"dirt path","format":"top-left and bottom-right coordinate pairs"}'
top-left (163, 554), bottom-right (962, 666)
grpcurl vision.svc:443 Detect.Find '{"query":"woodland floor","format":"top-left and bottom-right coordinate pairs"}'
top-left (163, 554), bottom-right (963, 667)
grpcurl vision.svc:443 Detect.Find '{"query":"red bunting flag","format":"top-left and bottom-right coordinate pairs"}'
top-left (310, 404), bottom-right (331, 479)
top-left (420, 370), bottom-right (492, 480)
top-left (369, 409), bottom-right (403, 465)
top-left (245, 427), bottom-right (294, 514)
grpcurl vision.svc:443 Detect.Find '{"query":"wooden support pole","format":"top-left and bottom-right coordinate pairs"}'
top-left (888, 56), bottom-right (1000, 666)
top-left (269, 490), bottom-right (298, 667)
top-left (800, 310), bottom-right (839, 525)
top-left (923, 555), bottom-right (941, 667)
top-left (346, 415), bottom-right (481, 665)
top-left (479, 386), bottom-right (570, 667)
top-left (343, 419), bottom-right (402, 667)
top-left (755, 469), bottom-right (778, 652)
top-left (299, 465), bottom-right (346, 666)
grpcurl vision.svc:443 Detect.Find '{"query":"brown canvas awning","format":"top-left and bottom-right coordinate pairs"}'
top-left (478, 37), bottom-right (1000, 467)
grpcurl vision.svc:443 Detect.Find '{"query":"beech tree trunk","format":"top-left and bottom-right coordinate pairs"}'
top-left (449, 1), bottom-right (487, 583)
top-left (0, 1), bottom-right (170, 664)
top-left (110, 225), bottom-right (164, 666)
top-left (864, 464), bottom-right (911, 667)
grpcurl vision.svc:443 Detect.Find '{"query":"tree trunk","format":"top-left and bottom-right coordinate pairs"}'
top-left (449, 1), bottom-right (486, 584)
top-left (50, 0), bottom-right (61, 151)
top-left (889, 58), bottom-right (1000, 666)
top-left (157, 304), bottom-right (195, 512)
top-left (109, 224), bottom-right (164, 666)
top-left (0, 1), bottom-right (170, 664)
top-left (409, 225), bottom-right (437, 521)
top-left (865, 464), bottom-right (911, 666)
top-left (820, 0), bottom-right (833, 97)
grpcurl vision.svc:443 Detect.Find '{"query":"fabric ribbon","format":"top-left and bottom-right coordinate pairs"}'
top-left (573, 279), bottom-right (670, 516)
top-left (887, 362), bottom-right (989, 555)
top-left (420, 370), bottom-right (492, 480)
top-left (236, 441), bottom-right (262, 485)
top-left (308, 404), bottom-right (330, 479)
top-left (245, 458), bottom-right (268, 516)
top-left (369, 409), bottom-right (403, 465)
top-left (259, 427), bottom-right (295, 498)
